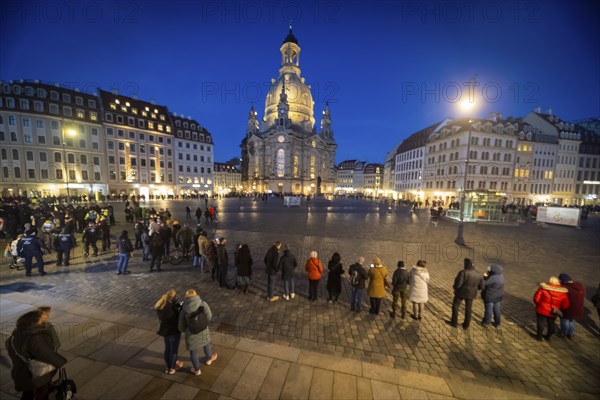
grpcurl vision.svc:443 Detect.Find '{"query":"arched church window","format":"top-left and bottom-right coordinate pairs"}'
top-left (276, 149), bottom-right (285, 177)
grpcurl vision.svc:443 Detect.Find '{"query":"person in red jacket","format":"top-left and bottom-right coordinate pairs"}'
top-left (557, 273), bottom-right (586, 339)
top-left (533, 276), bottom-right (570, 341)
top-left (305, 250), bottom-right (324, 302)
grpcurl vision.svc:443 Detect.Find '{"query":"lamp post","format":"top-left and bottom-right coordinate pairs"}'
top-left (62, 122), bottom-right (76, 202)
top-left (455, 98), bottom-right (477, 246)
top-left (455, 123), bottom-right (472, 245)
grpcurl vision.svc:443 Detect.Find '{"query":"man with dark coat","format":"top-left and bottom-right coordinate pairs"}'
top-left (82, 221), bottom-right (99, 257)
top-left (558, 273), bottom-right (586, 339)
top-left (264, 241), bottom-right (282, 301)
top-left (17, 230), bottom-right (47, 277)
top-left (448, 258), bottom-right (484, 329)
top-left (390, 260), bottom-right (410, 319)
top-left (481, 264), bottom-right (505, 327)
top-left (54, 227), bottom-right (76, 267)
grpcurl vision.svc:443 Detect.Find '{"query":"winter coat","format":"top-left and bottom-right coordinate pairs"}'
top-left (409, 266), bottom-right (430, 303)
top-left (235, 247), bottom-right (253, 277)
top-left (150, 233), bottom-right (164, 257)
top-left (6, 325), bottom-right (67, 391)
top-left (348, 262), bottom-right (369, 289)
top-left (264, 245), bottom-right (281, 275)
top-left (197, 235), bottom-right (209, 257)
top-left (117, 235), bottom-right (133, 254)
top-left (55, 232), bottom-right (75, 250)
top-left (481, 264), bottom-right (505, 303)
top-left (178, 295), bottom-right (212, 350)
top-left (17, 236), bottom-right (44, 256)
top-left (305, 257), bottom-right (323, 281)
top-left (156, 299), bottom-right (181, 337)
top-left (368, 265), bottom-right (389, 298)
top-left (326, 253), bottom-right (344, 293)
top-left (533, 283), bottom-right (570, 317)
top-left (176, 226), bottom-right (194, 247)
top-left (562, 281), bottom-right (586, 320)
top-left (453, 264), bottom-right (484, 300)
top-left (391, 267), bottom-right (410, 293)
top-left (279, 249), bottom-right (298, 281)
top-left (217, 244), bottom-right (229, 269)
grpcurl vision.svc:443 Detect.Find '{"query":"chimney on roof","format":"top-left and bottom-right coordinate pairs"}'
top-left (132, 95), bottom-right (138, 100)
top-left (547, 108), bottom-right (552, 115)
top-left (534, 106), bottom-right (541, 113)
top-left (74, 88), bottom-right (80, 92)
top-left (188, 115), bottom-right (191, 120)
top-left (150, 99), bottom-right (156, 105)
top-left (34, 79), bottom-right (39, 84)
top-left (111, 89), bottom-right (118, 95)
top-left (488, 112), bottom-right (498, 122)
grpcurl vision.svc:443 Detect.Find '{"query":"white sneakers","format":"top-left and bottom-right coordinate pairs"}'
top-left (206, 354), bottom-right (218, 366)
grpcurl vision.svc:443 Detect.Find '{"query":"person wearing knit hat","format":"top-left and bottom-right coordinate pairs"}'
top-left (447, 258), bottom-right (484, 329)
top-left (557, 273), bottom-right (586, 339)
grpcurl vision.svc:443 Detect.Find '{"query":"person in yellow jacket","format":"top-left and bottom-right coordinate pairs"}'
top-left (368, 257), bottom-right (390, 315)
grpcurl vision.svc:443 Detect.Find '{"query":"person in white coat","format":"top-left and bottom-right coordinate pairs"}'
top-left (408, 260), bottom-right (430, 320)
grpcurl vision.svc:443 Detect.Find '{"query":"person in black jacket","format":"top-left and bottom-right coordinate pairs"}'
top-left (6, 309), bottom-right (68, 399)
top-left (279, 247), bottom-right (298, 300)
top-left (54, 227), bottom-right (75, 267)
top-left (17, 230), bottom-right (47, 277)
top-left (448, 258), bottom-right (484, 329)
top-left (154, 290), bottom-right (183, 374)
top-left (326, 252), bottom-right (344, 303)
top-left (264, 241), bottom-right (282, 301)
top-left (348, 257), bottom-right (369, 312)
top-left (235, 244), bottom-right (253, 293)
top-left (82, 221), bottom-right (99, 257)
top-left (481, 264), bottom-right (505, 327)
top-left (216, 238), bottom-right (229, 288)
top-left (116, 230), bottom-right (134, 275)
top-left (390, 261), bottom-right (410, 319)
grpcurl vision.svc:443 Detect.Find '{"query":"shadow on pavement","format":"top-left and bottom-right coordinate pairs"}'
top-left (0, 281), bottom-right (54, 293)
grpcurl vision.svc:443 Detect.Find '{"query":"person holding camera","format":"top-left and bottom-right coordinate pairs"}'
top-left (533, 276), bottom-right (570, 341)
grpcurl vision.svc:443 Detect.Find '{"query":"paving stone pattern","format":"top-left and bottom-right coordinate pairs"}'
top-left (1, 198), bottom-right (599, 399)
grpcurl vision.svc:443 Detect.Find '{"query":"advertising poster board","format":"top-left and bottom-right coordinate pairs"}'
top-left (536, 207), bottom-right (581, 227)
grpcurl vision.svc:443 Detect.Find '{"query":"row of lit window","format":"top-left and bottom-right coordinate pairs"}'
top-left (0, 132), bottom-right (100, 149)
top-left (105, 113), bottom-right (170, 132)
top-left (1, 166), bottom-right (100, 181)
top-left (111, 100), bottom-right (166, 121)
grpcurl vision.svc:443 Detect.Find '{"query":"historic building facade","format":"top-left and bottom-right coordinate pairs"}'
top-left (240, 28), bottom-right (337, 195)
top-left (213, 162), bottom-right (241, 196)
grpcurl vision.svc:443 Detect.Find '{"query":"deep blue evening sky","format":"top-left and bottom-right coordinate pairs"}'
top-left (1, 0), bottom-right (598, 164)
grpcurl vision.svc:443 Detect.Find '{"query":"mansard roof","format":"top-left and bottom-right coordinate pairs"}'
top-left (396, 122), bottom-right (442, 154)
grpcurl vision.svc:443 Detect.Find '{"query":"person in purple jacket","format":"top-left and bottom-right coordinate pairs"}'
top-left (557, 273), bottom-right (586, 339)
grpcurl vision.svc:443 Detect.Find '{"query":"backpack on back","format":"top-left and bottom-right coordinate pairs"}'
top-left (185, 306), bottom-right (208, 334)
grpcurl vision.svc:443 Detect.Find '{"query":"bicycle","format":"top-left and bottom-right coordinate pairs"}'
top-left (164, 247), bottom-right (184, 265)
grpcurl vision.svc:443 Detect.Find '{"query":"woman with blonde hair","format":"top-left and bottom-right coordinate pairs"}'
top-left (305, 250), bottom-right (324, 301)
top-left (155, 289), bottom-right (183, 374)
top-left (367, 257), bottom-right (390, 315)
top-left (178, 289), bottom-right (217, 376)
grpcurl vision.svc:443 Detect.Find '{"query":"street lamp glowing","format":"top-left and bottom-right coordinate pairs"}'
top-left (66, 129), bottom-right (76, 137)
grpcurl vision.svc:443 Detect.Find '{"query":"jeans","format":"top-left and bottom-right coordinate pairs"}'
top-left (283, 279), bottom-right (295, 296)
top-left (163, 334), bottom-right (181, 369)
top-left (190, 344), bottom-right (213, 370)
top-left (308, 279), bottom-right (320, 300)
top-left (267, 274), bottom-right (277, 298)
top-left (369, 297), bottom-right (382, 314)
top-left (351, 287), bottom-right (363, 311)
top-left (117, 253), bottom-right (130, 273)
top-left (560, 317), bottom-right (575, 337)
top-left (482, 302), bottom-right (501, 326)
top-left (536, 313), bottom-right (557, 339)
top-left (451, 296), bottom-right (474, 327)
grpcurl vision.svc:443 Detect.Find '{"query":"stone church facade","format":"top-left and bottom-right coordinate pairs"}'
top-left (240, 28), bottom-right (337, 195)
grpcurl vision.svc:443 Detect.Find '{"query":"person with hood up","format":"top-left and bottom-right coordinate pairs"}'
top-left (235, 244), bottom-right (253, 293)
top-left (480, 263), bottom-right (505, 327)
top-left (279, 247), bottom-right (298, 300)
top-left (5, 309), bottom-right (68, 399)
top-left (216, 238), bottom-right (229, 288)
top-left (178, 289), bottom-right (218, 376)
top-left (557, 273), bottom-right (586, 339)
top-left (408, 260), bottom-right (430, 320)
top-left (367, 257), bottom-right (389, 315)
top-left (533, 276), bottom-right (570, 341)
top-left (448, 258), bottom-right (484, 329)
top-left (326, 252), bottom-right (344, 303)
top-left (305, 250), bottom-right (324, 301)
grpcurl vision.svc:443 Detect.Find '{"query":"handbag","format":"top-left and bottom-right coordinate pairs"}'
top-left (10, 336), bottom-right (56, 379)
top-left (54, 367), bottom-right (77, 400)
